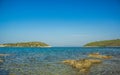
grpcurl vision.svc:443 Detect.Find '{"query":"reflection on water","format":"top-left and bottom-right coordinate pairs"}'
top-left (0, 47), bottom-right (120, 75)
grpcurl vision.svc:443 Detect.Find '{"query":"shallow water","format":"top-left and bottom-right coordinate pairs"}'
top-left (0, 47), bottom-right (120, 75)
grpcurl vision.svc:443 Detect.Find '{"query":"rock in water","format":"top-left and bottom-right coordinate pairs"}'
top-left (0, 59), bottom-right (3, 63)
top-left (0, 54), bottom-right (10, 56)
top-left (88, 53), bottom-right (112, 59)
top-left (62, 59), bottom-right (102, 73)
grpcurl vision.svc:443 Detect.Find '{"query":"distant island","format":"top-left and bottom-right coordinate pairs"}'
top-left (0, 42), bottom-right (50, 47)
top-left (84, 39), bottom-right (120, 47)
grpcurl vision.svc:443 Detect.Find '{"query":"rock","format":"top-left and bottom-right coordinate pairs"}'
top-left (88, 53), bottom-right (112, 59)
top-left (0, 54), bottom-right (10, 56)
top-left (9, 73), bottom-right (16, 75)
top-left (0, 59), bottom-right (3, 63)
top-left (87, 59), bottom-right (102, 64)
top-left (0, 54), bottom-right (9, 63)
top-left (62, 53), bottom-right (112, 74)
top-left (62, 59), bottom-right (102, 73)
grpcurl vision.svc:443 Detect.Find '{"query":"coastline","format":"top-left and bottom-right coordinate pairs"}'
top-left (0, 42), bottom-right (51, 48)
top-left (84, 46), bottom-right (120, 47)
top-left (0, 45), bottom-right (52, 48)
top-left (0, 45), bottom-right (5, 47)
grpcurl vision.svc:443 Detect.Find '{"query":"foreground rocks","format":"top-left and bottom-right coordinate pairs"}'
top-left (62, 53), bottom-right (112, 74)
top-left (63, 59), bottom-right (102, 73)
top-left (88, 53), bottom-right (112, 59)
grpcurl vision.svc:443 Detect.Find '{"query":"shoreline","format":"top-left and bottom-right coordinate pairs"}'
top-left (0, 46), bottom-right (120, 48)
top-left (84, 46), bottom-right (120, 47)
top-left (0, 46), bottom-right (52, 48)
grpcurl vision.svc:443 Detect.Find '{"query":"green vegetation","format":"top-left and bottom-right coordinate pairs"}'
top-left (84, 39), bottom-right (120, 47)
top-left (0, 42), bottom-right (50, 47)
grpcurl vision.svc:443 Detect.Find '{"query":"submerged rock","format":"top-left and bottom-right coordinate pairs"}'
top-left (62, 59), bottom-right (102, 73)
top-left (0, 54), bottom-right (10, 57)
top-left (62, 53), bottom-right (113, 74)
top-left (0, 54), bottom-right (10, 63)
top-left (88, 53), bottom-right (112, 59)
top-left (0, 59), bottom-right (3, 63)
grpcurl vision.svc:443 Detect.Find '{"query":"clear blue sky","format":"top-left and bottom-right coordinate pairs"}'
top-left (0, 0), bottom-right (120, 46)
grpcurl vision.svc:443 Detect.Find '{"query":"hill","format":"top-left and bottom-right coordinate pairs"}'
top-left (84, 39), bottom-right (120, 47)
top-left (0, 42), bottom-right (50, 47)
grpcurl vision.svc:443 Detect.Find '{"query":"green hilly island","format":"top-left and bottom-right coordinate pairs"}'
top-left (84, 39), bottom-right (120, 47)
top-left (0, 42), bottom-right (50, 47)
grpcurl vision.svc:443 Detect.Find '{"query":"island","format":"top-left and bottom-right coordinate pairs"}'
top-left (84, 39), bottom-right (120, 47)
top-left (0, 42), bottom-right (51, 47)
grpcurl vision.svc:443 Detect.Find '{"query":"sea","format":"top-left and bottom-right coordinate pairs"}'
top-left (0, 47), bottom-right (120, 75)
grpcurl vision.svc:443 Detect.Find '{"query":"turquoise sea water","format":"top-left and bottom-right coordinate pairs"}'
top-left (0, 47), bottom-right (120, 75)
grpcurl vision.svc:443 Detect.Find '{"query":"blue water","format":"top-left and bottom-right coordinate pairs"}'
top-left (0, 47), bottom-right (120, 75)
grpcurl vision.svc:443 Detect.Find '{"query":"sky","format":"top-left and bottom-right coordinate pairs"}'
top-left (0, 0), bottom-right (120, 46)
